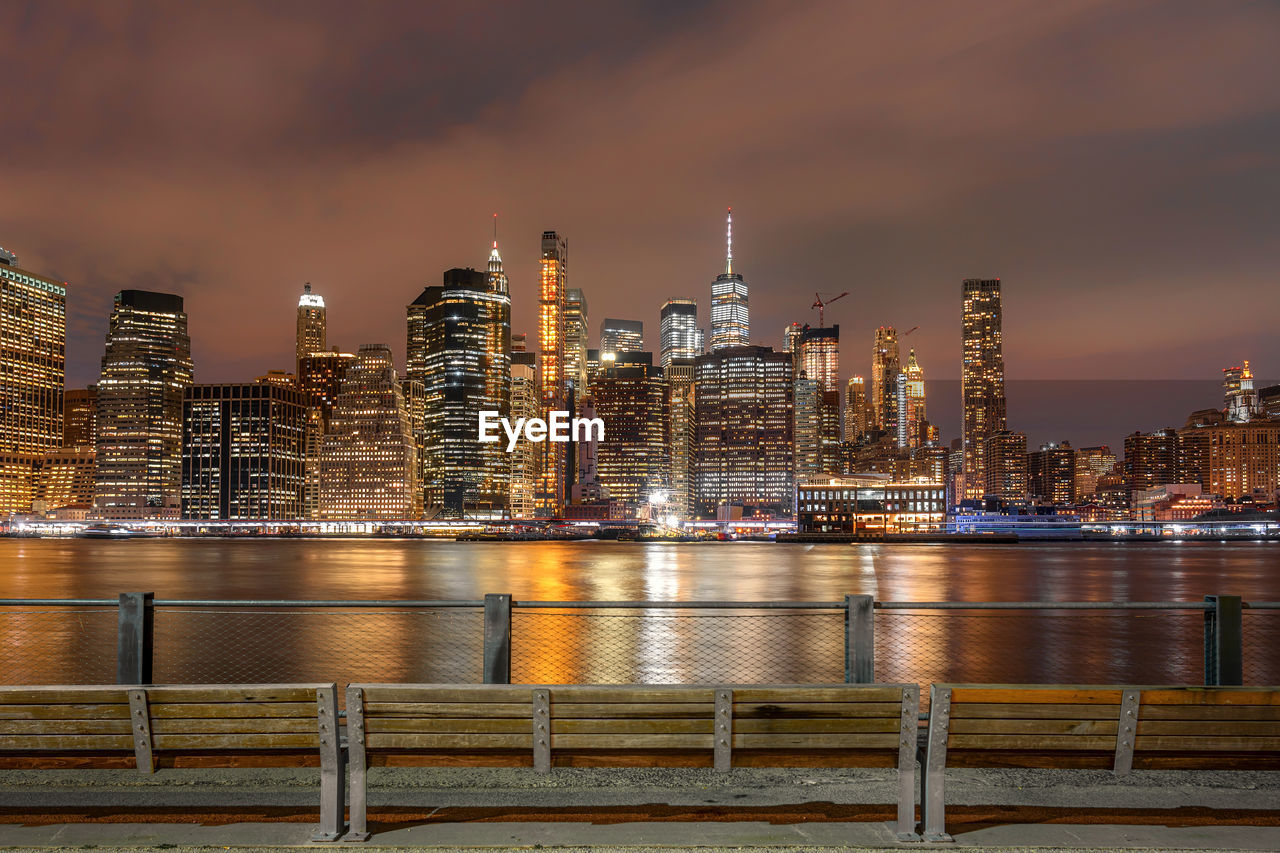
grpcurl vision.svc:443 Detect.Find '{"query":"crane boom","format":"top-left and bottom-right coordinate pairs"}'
top-left (811, 291), bottom-right (849, 326)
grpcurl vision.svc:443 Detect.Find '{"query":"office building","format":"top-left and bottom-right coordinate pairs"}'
top-left (783, 322), bottom-right (804, 357)
top-left (1122, 428), bottom-right (1178, 498)
top-left (659, 299), bottom-right (703, 370)
top-left (508, 351), bottom-right (539, 518)
top-left (1177, 418), bottom-right (1280, 501)
top-left (407, 266), bottom-right (511, 515)
top-left (799, 325), bottom-right (839, 394)
top-left (181, 382), bottom-right (306, 519)
top-left (318, 344), bottom-right (420, 520)
top-left (599, 318), bottom-right (644, 358)
top-left (709, 209), bottom-right (749, 351)
top-left (32, 448), bottom-right (96, 516)
top-left (1223, 362), bottom-right (1261, 423)
top-left (296, 283), bottom-right (326, 374)
top-left (296, 349), bottom-right (354, 518)
top-left (590, 352), bottom-right (668, 511)
top-left (844, 376), bottom-right (869, 444)
top-left (961, 278), bottom-right (1008, 500)
top-left (94, 290), bottom-right (193, 519)
top-left (537, 231), bottom-right (568, 515)
top-left (510, 332), bottom-right (528, 353)
top-left (1260, 384), bottom-right (1280, 420)
top-left (871, 326), bottom-right (899, 436)
top-left (666, 356), bottom-right (696, 518)
top-left (983, 430), bottom-right (1028, 501)
top-left (63, 386), bottom-right (97, 450)
top-left (564, 288), bottom-right (589, 393)
top-left (1073, 445), bottom-right (1116, 501)
top-left (899, 348), bottom-right (927, 450)
top-left (1027, 441), bottom-right (1075, 505)
top-left (694, 346), bottom-right (793, 518)
top-left (797, 479), bottom-right (947, 535)
top-left (794, 373), bottom-right (822, 485)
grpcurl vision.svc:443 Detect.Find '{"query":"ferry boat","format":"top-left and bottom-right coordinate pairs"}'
top-left (78, 524), bottom-right (153, 539)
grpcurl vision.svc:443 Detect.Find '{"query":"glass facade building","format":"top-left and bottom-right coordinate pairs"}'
top-left (659, 299), bottom-right (703, 370)
top-left (961, 278), bottom-right (1007, 500)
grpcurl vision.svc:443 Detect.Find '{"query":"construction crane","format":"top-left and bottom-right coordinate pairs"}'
top-left (811, 291), bottom-right (849, 326)
top-left (903, 325), bottom-right (919, 337)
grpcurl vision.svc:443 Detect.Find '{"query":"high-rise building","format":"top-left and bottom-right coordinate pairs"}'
top-left (508, 351), bottom-right (539, 519)
top-left (1259, 384), bottom-right (1280, 420)
top-left (599, 318), bottom-right (644, 357)
top-left (63, 386), bottom-right (98, 450)
top-left (295, 349), bottom-right (354, 519)
top-left (844, 376), bottom-right (869, 444)
top-left (983, 430), bottom-right (1028, 501)
top-left (564, 288), bottom-right (589, 393)
top-left (94, 290), bottom-right (193, 519)
top-left (709, 209), bottom-right (749, 351)
top-left (871, 326), bottom-right (900, 436)
top-left (318, 344), bottom-right (420, 520)
top-left (1122, 428), bottom-right (1178, 499)
top-left (510, 332), bottom-right (528, 353)
top-left (537, 231), bottom-right (568, 515)
top-left (659, 299), bottom-right (704, 370)
top-left (961, 278), bottom-right (1007, 500)
top-left (1176, 417), bottom-right (1280, 501)
top-left (0, 248), bottom-right (66, 512)
top-left (32, 449), bottom-right (95, 516)
top-left (1074, 445), bottom-right (1117, 501)
top-left (799, 325), bottom-right (839, 394)
top-left (570, 394), bottom-right (608, 506)
top-left (818, 390), bottom-right (842, 475)
top-left (899, 348), bottom-right (927, 449)
top-left (181, 382), bottom-right (306, 519)
top-left (296, 283), bottom-right (326, 375)
top-left (1223, 362), bottom-right (1260, 423)
top-left (694, 346), bottom-right (793, 517)
top-left (408, 266), bottom-right (511, 515)
top-left (590, 352), bottom-right (669, 511)
top-left (666, 356), bottom-right (696, 518)
top-left (782, 322), bottom-right (804, 358)
top-left (1028, 441), bottom-right (1075, 505)
top-left (794, 373), bottom-right (822, 485)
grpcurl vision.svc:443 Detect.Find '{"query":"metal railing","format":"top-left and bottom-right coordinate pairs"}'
top-left (0, 593), bottom-right (1272, 688)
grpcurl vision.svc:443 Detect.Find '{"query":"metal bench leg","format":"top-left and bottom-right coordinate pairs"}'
top-left (895, 686), bottom-right (920, 841)
top-left (344, 687), bottom-right (371, 842)
top-left (313, 686), bottom-right (345, 842)
top-left (921, 687), bottom-right (952, 843)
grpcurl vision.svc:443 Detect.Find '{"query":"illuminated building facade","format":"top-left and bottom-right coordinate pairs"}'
top-left (783, 322), bottom-right (804, 357)
top-left (844, 376), bottom-right (868, 443)
top-left (666, 357), bottom-right (696, 517)
top-left (694, 346), bottom-right (793, 517)
top-left (33, 448), bottom-right (96, 516)
top-left (709, 209), bottom-right (749, 351)
top-left (1027, 441), bottom-right (1075, 504)
top-left (871, 326), bottom-right (899, 436)
top-left (318, 344), bottom-right (420, 520)
top-left (297, 349), bottom-right (354, 518)
top-left (564, 288), bottom-right (588, 393)
top-left (296, 283), bottom-right (326, 374)
top-left (508, 351), bottom-right (539, 518)
top-left (797, 480), bottom-right (947, 534)
top-left (1073, 445), bottom-right (1116, 502)
top-left (181, 383), bottom-right (306, 519)
top-left (799, 325), bottom-right (839, 394)
top-left (63, 387), bottom-right (97, 450)
top-left (961, 278), bottom-right (1007, 500)
top-left (0, 248), bottom-right (66, 512)
top-left (659, 299), bottom-right (703, 370)
top-left (1122, 428), bottom-right (1178, 499)
top-left (537, 231), bottom-right (568, 515)
top-left (94, 290), bottom-right (193, 519)
top-left (408, 266), bottom-right (511, 515)
top-left (600, 318), bottom-right (643, 358)
top-left (899, 348), bottom-right (927, 449)
top-left (1223, 362), bottom-right (1260, 423)
top-left (1178, 420), bottom-right (1280, 501)
top-left (983, 430), bottom-right (1028, 501)
top-left (590, 352), bottom-right (668, 511)
top-left (794, 373), bottom-right (822, 484)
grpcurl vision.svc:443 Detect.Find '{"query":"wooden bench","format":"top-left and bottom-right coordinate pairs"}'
top-left (920, 684), bottom-right (1280, 841)
top-left (346, 682), bottom-right (920, 841)
top-left (0, 683), bottom-right (345, 841)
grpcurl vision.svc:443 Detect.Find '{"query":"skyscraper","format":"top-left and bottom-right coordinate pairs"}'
top-left (181, 382), bottom-right (306, 519)
top-left (1122, 428), bottom-right (1178, 500)
top-left (508, 351), bottom-right (539, 519)
top-left (899, 348), bottom-right (927, 449)
top-left (659, 299), bottom-right (704, 370)
top-left (1027, 441), bottom-right (1075, 505)
top-left (0, 248), bottom-right (66, 512)
top-left (799, 325), bottom-right (839, 394)
top-left (297, 349), bottom-right (355, 518)
top-left (694, 346), bottom-right (794, 518)
top-left (599, 318), bottom-right (644, 358)
top-left (793, 372), bottom-right (822, 485)
top-left (961, 278), bottom-right (1007, 500)
top-left (666, 356), bottom-right (696, 518)
top-left (296, 283), bottom-right (326, 375)
top-left (537, 231), bottom-right (568, 515)
top-left (94, 290), bottom-right (193, 519)
top-left (407, 266), bottom-right (511, 515)
top-left (63, 387), bottom-right (98, 449)
top-left (709, 209), bottom-right (749, 351)
top-left (318, 344), bottom-right (420, 520)
top-left (782, 322), bottom-right (804, 358)
top-left (844, 376), bottom-right (868, 444)
top-left (871, 326), bottom-right (900, 436)
top-left (1223, 362), bottom-right (1260, 422)
top-left (590, 352), bottom-right (669, 511)
top-left (564, 288), bottom-right (589, 393)
top-left (1073, 446), bottom-right (1117, 502)
top-left (983, 430), bottom-right (1028, 501)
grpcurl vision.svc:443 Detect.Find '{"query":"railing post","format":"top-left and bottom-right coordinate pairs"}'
top-left (1203, 595), bottom-right (1243, 686)
top-left (117, 592), bottom-right (154, 685)
top-left (845, 594), bottom-right (875, 683)
top-left (484, 593), bottom-right (512, 684)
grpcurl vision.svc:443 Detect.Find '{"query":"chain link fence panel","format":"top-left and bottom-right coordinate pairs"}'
top-left (152, 607), bottom-right (484, 689)
top-left (1243, 610), bottom-right (1279, 686)
top-left (0, 608), bottom-right (117, 684)
top-left (511, 609), bottom-right (846, 684)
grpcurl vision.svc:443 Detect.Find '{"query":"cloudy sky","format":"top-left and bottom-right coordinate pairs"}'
top-left (4, 1), bottom-right (1279, 434)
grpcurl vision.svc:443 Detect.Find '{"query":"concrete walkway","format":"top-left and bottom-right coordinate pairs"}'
top-left (0, 766), bottom-right (1276, 851)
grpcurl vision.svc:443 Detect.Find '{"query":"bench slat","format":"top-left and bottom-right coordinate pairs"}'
top-left (948, 734), bottom-right (1117, 750)
top-left (949, 719), bottom-right (1118, 736)
top-left (149, 702), bottom-right (318, 719)
top-left (0, 734), bottom-right (134, 750)
top-left (733, 718), bottom-right (900, 734)
top-left (735, 702), bottom-right (906, 719)
top-left (948, 688), bottom-right (1124, 704)
top-left (359, 687), bottom-right (535, 703)
top-left (0, 690), bottom-right (127, 704)
top-left (1135, 736), bottom-right (1280, 751)
top-left (950, 703), bottom-right (1121, 720)
top-left (365, 733), bottom-right (532, 749)
top-left (143, 687), bottom-right (320, 703)
top-left (1141, 705), bottom-right (1280, 721)
top-left (1141, 690), bottom-right (1280, 706)
top-left (551, 720), bottom-right (712, 735)
top-left (0, 705), bottom-right (131, 721)
top-left (1137, 720), bottom-right (1280, 736)
top-left (366, 718), bottom-right (533, 734)
top-left (547, 703), bottom-right (710, 719)
top-left (150, 734), bottom-right (319, 749)
top-left (551, 734), bottom-right (713, 749)
top-left (733, 733), bottom-right (899, 748)
top-left (0, 719), bottom-right (132, 735)
top-left (149, 718), bottom-right (319, 735)
top-left (364, 702), bottom-right (532, 718)
top-left (731, 687), bottom-right (905, 702)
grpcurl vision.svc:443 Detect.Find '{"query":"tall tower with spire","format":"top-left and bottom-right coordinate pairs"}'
top-left (296, 283), bottom-right (326, 375)
top-left (709, 208), bottom-right (749, 351)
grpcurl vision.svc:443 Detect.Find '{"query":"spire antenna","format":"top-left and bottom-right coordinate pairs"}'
top-left (726, 207), bottom-right (733, 275)
top-left (492, 212), bottom-right (499, 249)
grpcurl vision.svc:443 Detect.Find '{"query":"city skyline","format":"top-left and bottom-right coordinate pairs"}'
top-left (3, 2), bottom-right (1278, 399)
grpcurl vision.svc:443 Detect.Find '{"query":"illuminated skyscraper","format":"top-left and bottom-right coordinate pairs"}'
top-left (181, 382), bottom-right (306, 519)
top-left (94, 290), bottom-right (193, 519)
top-left (983, 430), bottom-right (1028, 501)
top-left (32, 449), bottom-right (95, 516)
top-left (63, 386), bottom-right (98, 450)
top-left (408, 266), bottom-right (511, 515)
top-left (1122, 428), bottom-right (1178, 499)
top-left (318, 344), bottom-right (420, 520)
top-left (844, 376), bottom-right (868, 444)
top-left (961, 278), bottom-right (1007, 500)
top-left (564, 288), bottom-right (589, 393)
top-left (1027, 441), bottom-right (1075, 505)
top-left (783, 322), bottom-right (804, 358)
top-left (0, 248), bottom-right (66, 512)
top-left (296, 283), bottom-right (326, 375)
top-left (799, 325), bottom-right (839, 394)
top-left (537, 231), bottom-right (568, 515)
top-left (794, 372), bottom-right (822, 484)
top-left (1073, 445), bottom-right (1116, 502)
top-left (694, 346), bottom-right (794, 518)
top-left (590, 352), bottom-right (669, 511)
top-left (599, 318), bottom-right (644, 358)
top-left (508, 351), bottom-right (539, 518)
top-left (659, 299), bottom-right (703, 370)
top-left (666, 357), bottom-right (696, 517)
top-left (1223, 362), bottom-right (1260, 422)
top-left (297, 349), bottom-right (354, 518)
top-left (871, 326), bottom-right (900, 435)
top-left (709, 209), bottom-right (749, 351)
top-left (899, 348), bottom-right (927, 449)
